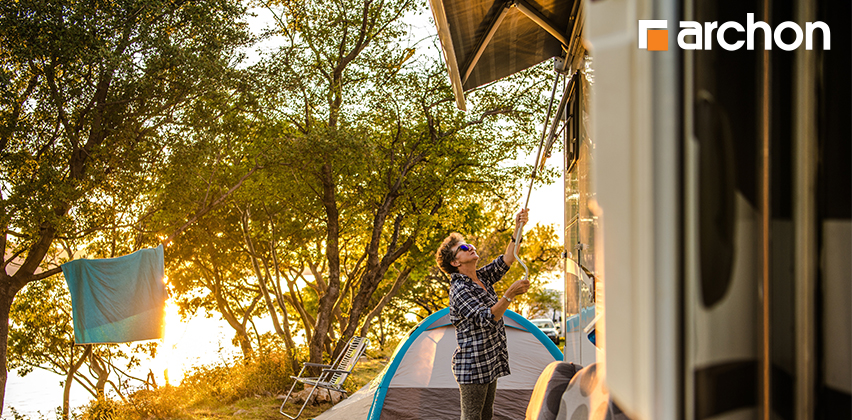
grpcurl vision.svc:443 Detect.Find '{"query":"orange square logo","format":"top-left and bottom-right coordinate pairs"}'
top-left (647, 29), bottom-right (668, 51)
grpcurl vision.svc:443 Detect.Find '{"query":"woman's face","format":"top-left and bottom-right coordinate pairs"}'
top-left (452, 243), bottom-right (479, 266)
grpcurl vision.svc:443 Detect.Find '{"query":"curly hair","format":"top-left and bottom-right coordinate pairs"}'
top-left (435, 232), bottom-right (464, 274)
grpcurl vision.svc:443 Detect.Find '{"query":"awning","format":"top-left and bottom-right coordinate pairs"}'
top-left (429, 0), bottom-right (579, 110)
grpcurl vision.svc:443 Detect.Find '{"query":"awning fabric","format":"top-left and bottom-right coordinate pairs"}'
top-left (62, 245), bottom-right (167, 344)
top-left (430, 0), bottom-right (576, 108)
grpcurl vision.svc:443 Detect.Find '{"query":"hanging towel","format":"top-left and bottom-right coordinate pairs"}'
top-left (62, 244), bottom-right (167, 344)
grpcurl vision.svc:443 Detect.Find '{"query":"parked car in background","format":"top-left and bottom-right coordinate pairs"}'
top-left (531, 318), bottom-right (560, 344)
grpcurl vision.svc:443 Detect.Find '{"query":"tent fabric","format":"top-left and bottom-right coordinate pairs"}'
top-left (314, 308), bottom-right (562, 420)
top-left (431, 0), bottom-right (576, 91)
top-left (62, 244), bottom-right (167, 344)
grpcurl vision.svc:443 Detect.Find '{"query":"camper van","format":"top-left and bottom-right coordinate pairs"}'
top-left (428, 0), bottom-right (850, 419)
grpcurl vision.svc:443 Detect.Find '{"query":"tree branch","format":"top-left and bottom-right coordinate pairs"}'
top-left (162, 162), bottom-right (262, 246)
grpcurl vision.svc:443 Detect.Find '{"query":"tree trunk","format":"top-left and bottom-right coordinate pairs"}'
top-left (337, 201), bottom-right (441, 354)
top-left (259, 253), bottom-right (297, 354)
top-left (63, 345), bottom-right (92, 419)
top-left (338, 236), bottom-right (415, 351)
top-left (0, 280), bottom-right (16, 417)
top-left (240, 210), bottom-right (283, 329)
top-left (212, 279), bottom-right (257, 361)
top-left (200, 260), bottom-right (259, 361)
top-left (89, 351), bottom-right (109, 397)
top-left (236, 332), bottom-right (254, 361)
top-left (309, 163), bottom-right (342, 368)
top-left (359, 266), bottom-right (412, 337)
top-left (271, 248), bottom-right (313, 356)
top-left (146, 370), bottom-right (158, 390)
top-left (0, 255), bottom-right (60, 416)
top-left (284, 274), bottom-right (314, 345)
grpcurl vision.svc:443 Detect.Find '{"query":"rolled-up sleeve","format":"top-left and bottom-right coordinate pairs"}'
top-left (477, 255), bottom-right (510, 287)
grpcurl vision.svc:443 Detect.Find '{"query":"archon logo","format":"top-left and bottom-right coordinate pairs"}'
top-left (639, 20), bottom-right (669, 50)
top-left (639, 14), bottom-right (831, 51)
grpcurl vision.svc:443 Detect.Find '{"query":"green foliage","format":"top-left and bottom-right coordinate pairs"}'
top-left (8, 275), bottom-right (74, 376)
top-left (178, 352), bottom-right (295, 403)
top-left (396, 192), bottom-right (563, 321)
top-left (525, 287), bottom-right (562, 319)
top-left (0, 0), bottom-right (257, 412)
top-left (1, 0), bottom-right (564, 413)
top-left (0, 0), bottom-right (253, 248)
top-left (141, 0), bottom-right (558, 371)
top-left (9, 269), bottom-right (159, 405)
top-left (239, 351), bottom-right (296, 396)
top-left (121, 387), bottom-right (190, 419)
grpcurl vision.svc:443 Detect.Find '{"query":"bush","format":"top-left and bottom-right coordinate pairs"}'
top-left (73, 349), bottom-right (313, 419)
top-left (236, 351), bottom-right (294, 396)
top-left (78, 396), bottom-right (121, 420)
top-left (121, 387), bottom-right (189, 419)
top-left (68, 348), bottom-right (387, 420)
top-left (179, 362), bottom-right (236, 404)
top-left (176, 350), bottom-right (296, 402)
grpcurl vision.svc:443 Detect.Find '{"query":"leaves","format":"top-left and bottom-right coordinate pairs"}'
top-left (2, 1), bottom-right (563, 411)
top-left (153, 0), bottom-right (557, 364)
top-left (0, 0), bottom-right (256, 412)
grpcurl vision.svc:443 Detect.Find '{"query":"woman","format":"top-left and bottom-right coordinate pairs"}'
top-left (434, 208), bottom-right (531, 420)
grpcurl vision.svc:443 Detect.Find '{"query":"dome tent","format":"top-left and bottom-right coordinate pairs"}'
top-left (315, 308), bottom-right (562, 420)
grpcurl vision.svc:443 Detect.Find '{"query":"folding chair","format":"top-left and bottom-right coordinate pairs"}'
top-left (279, 336), bottom-right (370, 419)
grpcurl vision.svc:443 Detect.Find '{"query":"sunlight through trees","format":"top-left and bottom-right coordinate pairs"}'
top-left (0, 0), bottom-right (561, 414)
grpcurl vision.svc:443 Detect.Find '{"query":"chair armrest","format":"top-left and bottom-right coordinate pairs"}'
top-left (291, 375), bottom-right (320, 381)
top-left (321, 368), bottom-right (352, 374)
top-left (304, 362), bottom-right (333, 368)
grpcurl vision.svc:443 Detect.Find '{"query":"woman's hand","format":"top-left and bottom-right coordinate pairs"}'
top-left (506, 278), bottom-right (530, 300)
top-left (515, 208), bottom-right (529, 232)
top-left (503, 208), bottom-right (530, 266)
top-left (492, 277), bottom-right (531, 321)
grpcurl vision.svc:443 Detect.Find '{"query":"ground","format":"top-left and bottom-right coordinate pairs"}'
top-left (184, 357), bottom-right (387, 420)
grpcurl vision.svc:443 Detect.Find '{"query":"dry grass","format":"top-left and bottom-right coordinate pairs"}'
top-left (72, 354), bottom-right (390, 420)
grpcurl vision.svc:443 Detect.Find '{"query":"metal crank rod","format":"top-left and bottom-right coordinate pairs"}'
top-left (514, 69), bottom-right (562, 280)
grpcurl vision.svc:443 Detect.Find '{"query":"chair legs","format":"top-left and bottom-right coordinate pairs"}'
top-left (279, 381), bottom-right (320, 419)
top-left (279, 337), bottom-right (368, 417)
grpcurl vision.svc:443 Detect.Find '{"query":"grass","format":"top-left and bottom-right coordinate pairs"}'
top-left (68, 352), bottom-right (390, 420)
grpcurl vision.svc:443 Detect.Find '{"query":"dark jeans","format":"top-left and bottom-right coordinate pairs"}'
top-left (459, 380), bottom-right (498, 420)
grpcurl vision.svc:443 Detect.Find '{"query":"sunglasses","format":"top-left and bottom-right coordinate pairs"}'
top-left (454, 243), bottom-right (476, 258)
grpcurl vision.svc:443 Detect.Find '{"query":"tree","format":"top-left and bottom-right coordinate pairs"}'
top-left (145, 99), bottom-right (281, 362)
top-left (251, 0), bottom-right (552, 366)
top-left (163, 203), bottom-right (265, 361)
top-left (0, 0), bottom-right (253, 412)
top-left (9, 273), bottom-right (158, 416)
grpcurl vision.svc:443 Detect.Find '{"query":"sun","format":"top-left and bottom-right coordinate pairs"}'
top-left (148, 295), bottom-right (243, 387)
top-left (146, 298), bottom-right (191, 385)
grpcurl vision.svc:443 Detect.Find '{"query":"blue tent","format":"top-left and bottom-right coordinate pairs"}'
top-left (316, 308), bottom-right (562, 420)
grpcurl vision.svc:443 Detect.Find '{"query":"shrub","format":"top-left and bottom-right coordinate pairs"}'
top-left (122, 387), bottom-right (190, 419)
top-left (179, 362), bottom-right (236, 404)
top-left (235, 351), bottom-right (294, 396)
top-left (173, 350), bottom-right (296, 402)
top-left (78, 396), bottom-right (121, 420)
top-left (75, 348), bottom-right (309, 418)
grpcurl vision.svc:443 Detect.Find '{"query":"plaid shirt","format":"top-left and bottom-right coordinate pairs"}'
top-left (449, 255), bottom-right (511, 384)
